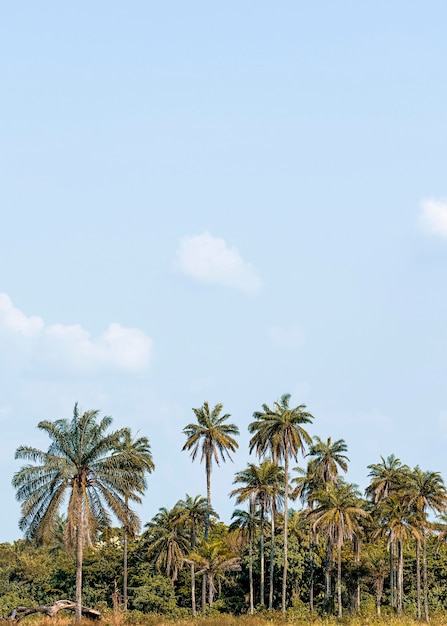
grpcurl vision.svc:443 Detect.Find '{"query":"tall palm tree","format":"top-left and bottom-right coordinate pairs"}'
top-left (12, 404), bottom-right (143, 622)
top-left (310, 481), bottom-right (370, 618)
top-left (115, 428), bottom-right (154, 611)
top-left (366, 454), bottom-right (409, 609)
top-left (403, 467), bottom-right (447, 622)
top-left (230, 459), bottom-right (284, 607)
top-left (174, 494), bottom-right (211, 616)
top-left (230, 506), bottom-right (259, 614)
top-left (249, 393), bottom-right (314, 615)
top-left (182, 401), bottom-right (239, 541)
top-left (373, 494), bottom-right (421, 618)
top-left (300, 435), bottom-right (349, 612)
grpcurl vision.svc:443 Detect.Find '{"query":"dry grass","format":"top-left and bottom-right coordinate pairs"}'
top-left (25, 614), bottom-right (447, 626)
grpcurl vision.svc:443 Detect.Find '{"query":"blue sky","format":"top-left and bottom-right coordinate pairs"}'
top-left (1, 2), bottom-right (447, 543)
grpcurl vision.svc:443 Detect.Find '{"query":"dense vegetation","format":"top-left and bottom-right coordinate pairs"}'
top-left (7, 396), bottom-right (447, 624)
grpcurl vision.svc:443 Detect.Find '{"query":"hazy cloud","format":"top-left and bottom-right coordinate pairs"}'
top-left (174, 231), bottom-right (262, 295)
top-left (0, 293), bottom-right (152, 372)
top-left (420, 198), bottom-right (447, 237)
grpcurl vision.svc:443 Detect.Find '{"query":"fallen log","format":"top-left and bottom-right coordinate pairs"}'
top-left (3, 600), bottom-right (101, 622)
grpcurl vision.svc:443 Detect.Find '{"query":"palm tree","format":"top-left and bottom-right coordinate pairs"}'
top-left (307, 436), bottom-right (349, 484)
top-left (174, 494), bottom-right (211, 616)
top-left (230, 459), bottom-right (284, 607)
top-left (300, 435), bottom-right (349, 612)
top-left (366, 454), bottom-right (409, 609)
top-left (12, 404), bottom-right (143, 622)
top-left (249, 393), bottom-right (314, 614)
top-left (230, 506), bottom-right (258, 614)
top-left (403, 467), bottom-right (447, 622)
top-left (185, 539), bottom-right (241, 608)
top-left (182, 401), bottom-right (239, 541)
top-left (310, 481), bottom-right (370, 618)
top-left (143, 506), bottom-right (189, 582)
top-left (115, 428), bottom-right (154, 611)
top-left (373, 494), bottom-right (421, 618)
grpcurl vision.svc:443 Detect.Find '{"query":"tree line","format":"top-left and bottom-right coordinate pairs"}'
top-left (9, 395), bottom-right (447, 622)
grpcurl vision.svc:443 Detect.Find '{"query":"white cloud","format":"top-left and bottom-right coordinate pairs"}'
top-left (419, 198), bottom-right (447, 237)
top-left (46, 322), bottom-right (152, 372)
top-left (0, 293), bottom-right (152, 373)
top-left (174, 231), bottom-right (262, 295)
top-left (0, 294), bottom-right (44, 337)
top-left (269, 323), bottom-right (304, 349)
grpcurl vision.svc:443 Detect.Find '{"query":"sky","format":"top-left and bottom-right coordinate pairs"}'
top-left (1, 1), bottom-right (447, 543)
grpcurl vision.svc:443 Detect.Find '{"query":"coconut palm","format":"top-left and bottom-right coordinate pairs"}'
top-left (403, 467), bottom-right (447, 621)
top-left (230, 459), bottom-right (284, 607)
top-left (249, 393), bottom-right (314, 614)
top-left (12, 404), bottom-right (143, 622)
top-left (182, 402), bottom-right (239, 541)
top-left (310, 480), bottom-right (370, 618)
top-left (115, 428), bottom-right (154, 611)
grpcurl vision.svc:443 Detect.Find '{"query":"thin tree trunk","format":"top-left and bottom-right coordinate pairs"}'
top-left (75, 487), bottom-right (84, 623)
top-left (260, 502), bottom-right (265, 607)
top-left (324, 536), bottom-right (332, 613)
top-left (416, 537), bottom-right (421, 620)
top-left (376, 578), bottom-right (383, 616)
top-left (201, 574), bottom-right (206, 613)
top-left (423, 529), bottom-right (429, 623)
top-left (191, 565), bottom-right (196, 616)
top-left (337, 539), bottom-right (342, 619)
top-left (309, 526), bottom-right (314, 613)
top-left (397, 539), bottom-right (403, 618)
top-left (269, 501), bottom-right (276, 610)
top-left (249, 531), bottom-right (254, 614)
top-left (123, 528), bottom-right (128, 611)
top-left (282, 454), bottom-right (289, 615)
top-left (191, 523), bottom-right (197, 616)
top-left (205, 454), bottom-right (211, 542)
top-left (390, 541), bottom-right (395, 609)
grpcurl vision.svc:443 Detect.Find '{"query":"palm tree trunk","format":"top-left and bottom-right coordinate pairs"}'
top-left (397, 539), bottom-right (403, 618)
top-left (423, 529), bottom-right (429, 623)
top-left (75, 487), bottom-right (84, 623)
top-left (269, 501), bottom-right (275, 610)
top-left (249, 531), bottom-right (254, 614)
top-left (416, 537), bottom-right (421, 620)
top-left (201, 574), bottom-right (207, 613)
top-left (282, 453), bottom-right (289, 616)
top-left (309, 523), bottom-right (314, 613)
top-left (337, 538), bottom-right (342, 619)
top-left (123, 527), bottom-right (128, 611)
top-left (191, 564), bottom-right (196, 616)
top-left (260, 502), bottom-right (265, 607)
top-left (191, 524), bottom-right (197, 616)
top-left (205, 453), bottom-right (211, 542)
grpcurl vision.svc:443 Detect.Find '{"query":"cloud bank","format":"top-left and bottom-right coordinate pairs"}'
top-left (174, 231), bottom-right (262, 295)
top-left (0, 294), bottom-right (152, 373)
top-left (419, 198), bottom-right (447, 237)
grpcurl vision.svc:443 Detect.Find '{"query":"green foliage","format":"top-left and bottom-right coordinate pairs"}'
top-left (131, 575), bottom-right (178, 614)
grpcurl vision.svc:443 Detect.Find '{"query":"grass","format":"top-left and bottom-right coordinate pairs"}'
top-left (25, 613), bottom-right (447, 626)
